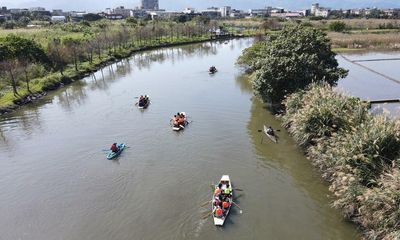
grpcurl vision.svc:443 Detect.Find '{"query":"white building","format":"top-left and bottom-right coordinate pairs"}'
top-left (220, 6), bottom-right (231, 17)
top-left (51, 16), bottom-right (66, 23)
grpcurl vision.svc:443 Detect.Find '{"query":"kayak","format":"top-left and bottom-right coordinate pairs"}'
top-left (263, 125), bottom-right (277, 143)
top-left (212, 175), bottom-right (233, 226)
top-left (137, 96), bottom-right (150, 109)
top-left (107, 143), bottom-right (126, 160)
top-left (172, 112), bottom-right (188, 131)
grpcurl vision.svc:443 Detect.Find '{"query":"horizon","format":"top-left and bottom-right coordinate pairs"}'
top-left (1, 0), bottom-right (400, 12)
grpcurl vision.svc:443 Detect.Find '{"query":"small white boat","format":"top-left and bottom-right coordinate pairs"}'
top-left (212, 175), bottom-right (233, 226)
top-left (263, 125), bottom-right (277, 143)
top-left (172, 112), bottom-right (188, 131)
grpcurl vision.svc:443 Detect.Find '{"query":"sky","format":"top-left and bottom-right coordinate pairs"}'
top-left (1, 0), bottom-right (400, 12)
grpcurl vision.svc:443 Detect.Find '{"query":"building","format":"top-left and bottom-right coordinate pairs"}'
top-left (183, 8), bottom-right (195, 14)
top-left (220, 6), bottom-right (231, 17)
top-left (248, 9), bottom-right (269, 17)
top-left (114, 6), bottom-right (132, 18)
top-left (52, 9), bottom-right (64, 16)
top-left (311, 3), bottom-right (319, 15)
top-left (311, 3), bottom-right (330, 17)
top-left (271, 12), bottom-right (302, 18)
top-left (201, 7), bottom-right (221, 18)
top-left (29, 7), bottom-right (46, 12)
top-left (51, 16), bottom-right (66, 23)
top-left (315, 8), bottom-right (330, 17)
top-left (141, 0), bottom-right (159, 10)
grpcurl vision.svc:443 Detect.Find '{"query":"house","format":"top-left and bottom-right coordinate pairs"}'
top-left (51, 16), bottom-right (66, 23)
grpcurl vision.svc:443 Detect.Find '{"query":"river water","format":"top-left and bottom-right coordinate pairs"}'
top-left (0, 39), bottom-right (359, 240)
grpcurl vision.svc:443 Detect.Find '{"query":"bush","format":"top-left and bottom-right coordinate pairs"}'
top-left (329, 21), bottom-right (347, 32)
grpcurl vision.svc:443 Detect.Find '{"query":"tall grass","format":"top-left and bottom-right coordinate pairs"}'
top-left (283, 84), bottom-right (400, 239)
top-left (329, 32), bottom-right (400, 49)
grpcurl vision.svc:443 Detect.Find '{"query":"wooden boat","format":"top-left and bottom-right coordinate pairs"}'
top-left (212, 175), bottom-right (233, 226)
top-left (137, 95), bottom-right (150, 109)
top-left (107, 143), bottom-right (125, 160)
top-left (263, 125), bottom-right (277, 143)
top-left (172, 112), bottom-right (188, 131)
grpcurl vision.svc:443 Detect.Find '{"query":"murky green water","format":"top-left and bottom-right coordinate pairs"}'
top-left (0, 39), bottom-right (359, 239)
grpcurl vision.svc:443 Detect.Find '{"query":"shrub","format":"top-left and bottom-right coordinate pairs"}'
top-left (329, 21), bottom-right (347, 32)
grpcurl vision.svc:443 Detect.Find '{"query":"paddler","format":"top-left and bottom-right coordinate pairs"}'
top-left (110, 143), bottom-right (118, 153)
top-left (266, 126), bottom-right (275, 136)
top-left (215, 206), bottom-right (223, 218)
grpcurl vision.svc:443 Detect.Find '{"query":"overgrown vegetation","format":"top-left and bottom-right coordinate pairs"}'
top-left (283, 84), bottom-right (400, 239)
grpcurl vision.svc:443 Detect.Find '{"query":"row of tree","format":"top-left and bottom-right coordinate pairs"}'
top-left (0, 20), bottom-right (219, 97)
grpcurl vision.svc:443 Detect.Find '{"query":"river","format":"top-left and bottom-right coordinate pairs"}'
top-left (0, 39), bottom-right (359, 240)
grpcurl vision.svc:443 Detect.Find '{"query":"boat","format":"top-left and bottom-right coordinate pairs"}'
top-left (263, 125), bottom-right (277, 143)
top-left (107, 143), bottom-right (126, 160)
top-left (212, 175), bottom-right (233, 226)
top-left (172, 112), bottom-right (188, 131)
top-left (137, 95), bottom-right (150, 109)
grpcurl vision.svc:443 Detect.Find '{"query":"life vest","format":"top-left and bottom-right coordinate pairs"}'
top-left (224, 188), bottom-right (231, 195)
top-left (215, 208), bottom-right (223, 217)
top-left (222, 201), bottom-right (229, 209)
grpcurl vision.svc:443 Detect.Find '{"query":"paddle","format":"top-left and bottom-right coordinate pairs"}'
top-left (202, 212), bottom-right (212, 219)
top-left (200, 200), bottom-right (212, 207)
top-left (233, 188), bottom-right (243, 191)
top-left (232, 202), bottom-right (243, 214)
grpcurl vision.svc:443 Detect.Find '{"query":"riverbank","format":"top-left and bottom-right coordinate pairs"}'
top-left (282, 84), bottom-right (400, 239)
top-left (0, 35), bottom-right (242, 115)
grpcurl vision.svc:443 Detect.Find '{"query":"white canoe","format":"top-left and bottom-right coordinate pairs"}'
top-left (172, 112), bottom-right (187, 131)
top-left (212, 175), bottom-right (232, 226)
top-left (263, 125), bottom-right (277, 143)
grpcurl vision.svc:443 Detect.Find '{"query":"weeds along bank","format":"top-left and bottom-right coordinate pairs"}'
top-left (238, 23), bottom-right (400, 239)
top-left (283, 84), bottom-right (400, 239)
top-left (0, 18), bottom-right (234, 114)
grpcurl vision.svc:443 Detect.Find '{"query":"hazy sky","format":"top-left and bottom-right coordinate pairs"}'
top-left (1, 0), bottom-right (400, 12)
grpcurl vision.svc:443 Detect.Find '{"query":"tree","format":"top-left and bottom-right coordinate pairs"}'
top-left (240, 24), bottom-right (348, 103)
top-left (329, 21), bottom-right (346, 32)
top-left (0, 35), bottom-right (49, 94)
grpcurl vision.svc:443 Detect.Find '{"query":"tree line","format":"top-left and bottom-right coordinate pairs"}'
top-left (0, 19), bottom-right (218, 98)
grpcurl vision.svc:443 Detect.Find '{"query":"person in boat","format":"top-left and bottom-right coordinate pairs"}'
top-left (223, 184), bottom-right (232, 198)
top-left (172, 115), bottom-right (179, 127)
top-left (214, 186), bottom-right (222, 196)
top-left (138, 95), bottom-right (145, 106)
top-left (266, 126), bottom-right (275, 136)
top-left (209, 66), bottom-right (217, 73)
top-left (214, 206), bottom-right (223, 218)
top-left (222, 200), bottom-right (230, 210)
top-left (177, 113), bottom-right (185, 126)
top-left (110, 143), bottom-right (119, 153)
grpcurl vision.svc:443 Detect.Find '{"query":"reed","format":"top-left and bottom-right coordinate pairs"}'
top-left (283, 84), bottom-right (400, 239)
top-left (328, 32), bottom-right (400, 49)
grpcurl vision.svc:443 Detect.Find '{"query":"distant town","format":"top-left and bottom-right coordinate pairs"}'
top-left (0, 0), bottom-right (400, 26)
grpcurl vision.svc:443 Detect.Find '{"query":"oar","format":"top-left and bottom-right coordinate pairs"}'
top-left (232, 202), bottom-right (243, 214)
top-left (200, 200), bottom-right (212, 207)
top-left (202, 212), bottom-right (212, 219)
top-left (233, 188), bottom-right (243, 191)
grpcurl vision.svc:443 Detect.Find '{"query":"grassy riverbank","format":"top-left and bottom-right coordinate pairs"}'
top-left (282, 84), bottom-right (400, 239)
